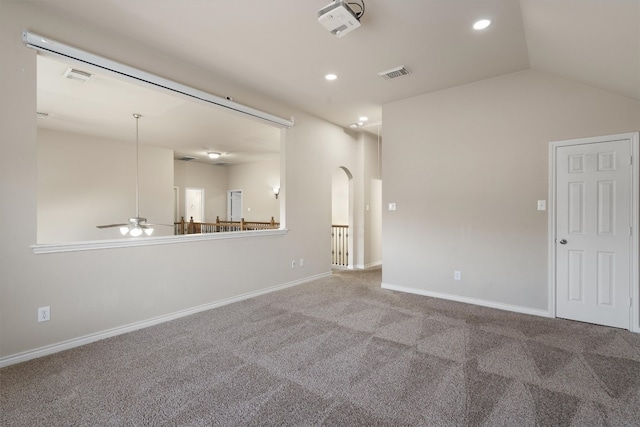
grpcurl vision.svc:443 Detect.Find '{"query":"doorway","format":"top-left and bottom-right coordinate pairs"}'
top-left (185, 187), bottom-right (204, 222)
top-left (332, 167), bottom-right (353, 268)
top-left (550, 133), bottom-right (639, 330)
top-left (228, 190), bottom-right (243, 221)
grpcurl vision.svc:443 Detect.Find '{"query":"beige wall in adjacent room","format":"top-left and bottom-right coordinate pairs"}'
top-left (173, 160), bottom-right (228, 223)
top-left (37, 128), bottom-right (174, 243)
top-left (331, 167), bottom-right (350, 226)
top-left (382, 69), bottom-right (640, 314)
top-left (227, 158), bottom-right (281, 222)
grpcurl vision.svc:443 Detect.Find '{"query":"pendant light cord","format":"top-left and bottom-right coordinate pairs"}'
top-left (133, 113), bottom-right (141, 218)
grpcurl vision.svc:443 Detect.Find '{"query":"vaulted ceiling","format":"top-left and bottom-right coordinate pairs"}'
top-left (29, 0), bottom-right (640, 151)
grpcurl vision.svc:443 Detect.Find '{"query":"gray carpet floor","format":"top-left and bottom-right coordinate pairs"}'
top-left (2, 267), bottom-right (640, 426)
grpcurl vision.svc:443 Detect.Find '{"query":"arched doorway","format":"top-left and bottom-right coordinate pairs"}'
top-left (332, 166), bottom-right (353, 268)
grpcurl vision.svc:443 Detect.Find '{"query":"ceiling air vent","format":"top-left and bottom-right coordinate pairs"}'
top-left (213, 163), bottom-right (229, 167)
top-left (63, 67), bottom-right (93, 82)
top-left (178, 156), bottom-right (197, 161)
top-left (378, 65), bottom-right (410, 80)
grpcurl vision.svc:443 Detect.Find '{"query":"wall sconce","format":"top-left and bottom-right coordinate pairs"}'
top-left (273, 187), bottom-right (280, 199)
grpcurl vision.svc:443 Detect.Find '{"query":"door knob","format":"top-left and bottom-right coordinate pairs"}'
top-left (559, 239), bottom-right (567, 244)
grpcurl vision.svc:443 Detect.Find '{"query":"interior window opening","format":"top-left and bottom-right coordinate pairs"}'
top-left (35, 51), bottom-right (285, 246)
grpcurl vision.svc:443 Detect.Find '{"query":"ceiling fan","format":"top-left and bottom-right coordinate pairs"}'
top-left (97, 113), bottom-right (163, 237)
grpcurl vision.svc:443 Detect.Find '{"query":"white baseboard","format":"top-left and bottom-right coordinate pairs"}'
top-left (381, 282), bottom-right (552, 318)
top-left (0, 272), bottom-right (331, 368)
top-left (352, 261), bottom-right (381, 270)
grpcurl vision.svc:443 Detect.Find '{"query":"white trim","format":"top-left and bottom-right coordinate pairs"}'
top-left (0, 271), bottom-right (331, 368)
top-left (22, 30), bottom-right (294, 128)
top-left (32, 229), bottom-right (288, 254)
top-left (548, 142), bottom-right (558, 320)
top-left (549, 132), bottom-right (639, 333)
top-left (631, 133), bottom-right (639, 333)
top-left (354, 261), bottom-right (382, 270)
top-left (381, 283), bottom-right (553, 318)
top-left (173, 186), bottom-right (180, 222)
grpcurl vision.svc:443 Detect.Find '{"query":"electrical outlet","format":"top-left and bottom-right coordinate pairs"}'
top-left (299, 258), bottom-right (304, 267)
top-left (291, 260), bottom-right (296, 269)
top-left (38, 306), bottom-right (50, 322)
top-left (454, 271), bottom-right (461, 281)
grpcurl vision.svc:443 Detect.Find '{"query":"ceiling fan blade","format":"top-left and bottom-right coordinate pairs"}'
top-left (96, 223), bottom-right (128, 229)
top-left (145, 223), bottom-right (174, 227)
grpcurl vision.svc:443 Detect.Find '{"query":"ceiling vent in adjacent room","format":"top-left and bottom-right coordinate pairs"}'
top-left (63, 67), bottom-right (93, 82)
top-left (177, 156), bottom-right (197, 161)
top-left (377, 65), bottom-right (410, 80)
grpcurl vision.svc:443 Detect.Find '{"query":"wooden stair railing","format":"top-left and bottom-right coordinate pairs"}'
top-left (331, 224), bottom-right (349, 266)
top-left (174, 216), bottom-right (280, 235)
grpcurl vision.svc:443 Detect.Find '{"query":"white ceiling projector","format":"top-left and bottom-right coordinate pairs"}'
top-left (318, 1), bottom-right (361, 37)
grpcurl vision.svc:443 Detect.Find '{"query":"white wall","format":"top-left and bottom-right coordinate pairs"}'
top-left (227, 158), bottom-right (280, 222)
top-left (362, 131), bottom-right (382, 268)
top-left (331, 168), bottom-right (349, 225)
top-left (38, 128), bottom-right (174, 243)
top-left (382, 70), bottom-right (640, 316)
top-left (0, 2), bottom-right (362, 362)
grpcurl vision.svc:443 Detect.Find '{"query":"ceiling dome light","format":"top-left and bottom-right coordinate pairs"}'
top-left (208, 152), bottom-right (221, 159)
top-left (473, 19), bottom-right (491, 30)
top-left (325, 73), bottom-right (338, 81)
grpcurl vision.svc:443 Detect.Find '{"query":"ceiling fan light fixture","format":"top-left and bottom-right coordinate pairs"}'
top-left (98, 115), bottom-right (161, 237)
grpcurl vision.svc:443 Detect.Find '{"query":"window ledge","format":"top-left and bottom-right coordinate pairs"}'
top-left (31, 229), bottom-right (289, 254)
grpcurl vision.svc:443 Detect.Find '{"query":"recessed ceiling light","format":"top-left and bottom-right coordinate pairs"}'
top-left (358, 116), bottom-right (368, 122)
top-left (473, 19), bottom-right (491, 30)
top-left (325, 73), bottom-right (338, 81)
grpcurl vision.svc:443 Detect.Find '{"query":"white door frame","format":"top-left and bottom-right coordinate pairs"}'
top-left (548, 132), bottom-right (639, 332)
top-left (173, 186), bottom-right (179, 222)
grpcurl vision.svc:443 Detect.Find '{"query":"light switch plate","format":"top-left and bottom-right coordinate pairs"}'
top-left (537, 200), bottom-right (546, 211)
top-left (388, 203), bottom-right (397, 211)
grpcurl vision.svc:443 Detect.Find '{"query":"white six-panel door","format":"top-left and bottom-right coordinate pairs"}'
top-left (554, 137), bottom-right (633, 329)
